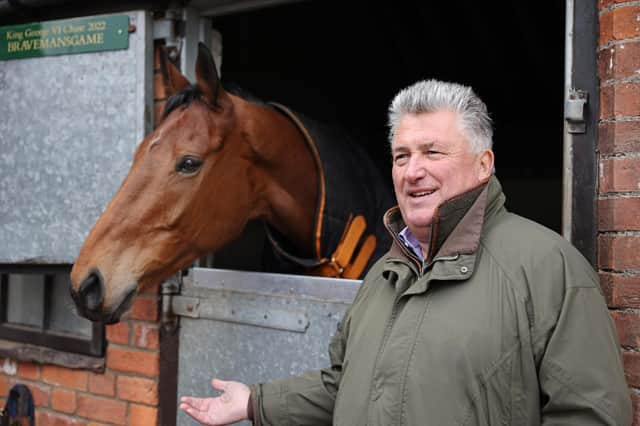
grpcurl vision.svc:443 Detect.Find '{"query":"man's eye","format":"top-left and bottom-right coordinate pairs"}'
top-left (175, 156), bottom-right (203, 174)
top-left (394, 153), bottom-right (409, 164)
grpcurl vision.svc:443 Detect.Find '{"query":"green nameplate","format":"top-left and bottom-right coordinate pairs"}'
top-left (0, 14), bottom-right (129, 61)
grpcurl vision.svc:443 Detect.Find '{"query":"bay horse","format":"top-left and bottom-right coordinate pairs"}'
top-left (69, 43), bottom-right (394, 324)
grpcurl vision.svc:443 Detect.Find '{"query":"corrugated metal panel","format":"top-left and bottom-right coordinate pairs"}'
top-left (0, 10), bottom-right (152, 263)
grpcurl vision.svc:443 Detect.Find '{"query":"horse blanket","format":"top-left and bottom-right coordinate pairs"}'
top-left (264, 103), bottom-right (395, 279)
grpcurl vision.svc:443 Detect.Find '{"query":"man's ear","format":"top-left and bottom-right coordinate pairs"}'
top-left (478, 149), bottom-right (495, 180)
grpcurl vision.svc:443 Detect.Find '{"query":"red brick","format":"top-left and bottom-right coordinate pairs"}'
top-left (129, 403), bottom-right (158, 426)
top-left (77, 394), bottom-right (127, 425)
top-left (598, 41), bottom-right (640, 81)
top-left (599, 234), bottom-right (640, 270)
top-left (106, 347), bottom-right (159, 377)
top-left (600, 83), bottom-right (640, 119)
top-left (601, 9), bottom-right (614, 46)
top-left (37, 411), bottom-right (86, 426)
top-left (106, 322), bottom-right (130, 345)
top-left (130, 295), bottom-right (158, 321)
top-left (612, 310), bottom-right (640, 348)
top-left (51, 388), bottom-right (77, 414)
top-left (600, 6), bottom-right (640, 47)
top-left (599, 120), bottom-right (640, 154)
top-left (599, 198), bottom-right (640, 230)
top-left (623, 350), bottom-right (640, 387)
top-left (28, 382), bottom-right (51, 407)
top-left (601, 272), bottom-right (640, 308)
top-left (599, 0), bottom-right (613, 9)
top-left (0, 374), bottom-right (9, 397)
top-left (600, 86), bottom-right (614, 119)
top-left (117, 375), bottom-right (158, 405)
top-left (599, 0), bottom-right (630, 10)
top-left (17, 361), bottom-right (39, 380)
top-left (599, 157), bottom-right (640, 193)
top-left (133, 323), bottom-right (160, 350)
top-left (88, 372), bottom-right (116, 397)
top-left (42, 365), bottom-right (89, 391)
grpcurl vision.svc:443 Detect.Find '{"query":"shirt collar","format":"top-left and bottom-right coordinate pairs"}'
top-left (398, 226), bottom-right (424, 261)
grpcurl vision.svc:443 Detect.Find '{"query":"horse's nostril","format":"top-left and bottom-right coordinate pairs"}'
top-left (79, 271), bottom-right (104, 312)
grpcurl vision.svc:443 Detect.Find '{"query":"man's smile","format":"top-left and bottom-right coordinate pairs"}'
top-left (409, 189), bottom-right (436, 198)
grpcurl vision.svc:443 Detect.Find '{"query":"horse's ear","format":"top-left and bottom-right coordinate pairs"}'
top-left (158, 46), bottom-right (190, 96)
top-left (195, 42), bottom-right (223, 108)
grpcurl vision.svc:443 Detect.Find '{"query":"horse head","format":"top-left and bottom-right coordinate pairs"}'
top-left (70, 43), bottom-right (319, 323)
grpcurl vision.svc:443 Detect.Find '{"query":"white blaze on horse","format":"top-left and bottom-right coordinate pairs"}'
top-left (69, 43), bottom-right (394, 324)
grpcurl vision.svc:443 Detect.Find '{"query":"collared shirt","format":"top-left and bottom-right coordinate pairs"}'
top-left (398, 226), bottom-right (424, 261)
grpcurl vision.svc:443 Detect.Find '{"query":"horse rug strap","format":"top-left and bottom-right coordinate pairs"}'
top-left (1, 384), bottom-right (34, 426)
top-left (267, 102), bottom-right (393, 278)
top-left (310, 214), bottom-right (377, 279)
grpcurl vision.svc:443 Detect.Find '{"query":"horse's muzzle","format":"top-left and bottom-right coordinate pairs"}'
top-left (70, 270), bottom-right (135, 324)
top-left (78, 271), bottom-right (104, 311)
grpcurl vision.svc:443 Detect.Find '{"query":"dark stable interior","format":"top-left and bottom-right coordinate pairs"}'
top-left (0, 0), bottom-right (564, 270)
top-left (210, 0), bottom-right (566, 270)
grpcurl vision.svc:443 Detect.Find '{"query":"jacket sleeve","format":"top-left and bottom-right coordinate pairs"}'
top-left (535, 247), bottom-right (632, 425)
top-left (249, 270), bottom-right (373, 426)
top-left (249, 321), bottom-right (347, 426)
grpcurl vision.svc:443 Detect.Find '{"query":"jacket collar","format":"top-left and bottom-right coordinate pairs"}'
top-left (384, 175), bottom-right (504, 276)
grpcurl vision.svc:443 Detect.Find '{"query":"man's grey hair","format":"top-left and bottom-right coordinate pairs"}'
top-left (388, 80), bottom-right (493, 153)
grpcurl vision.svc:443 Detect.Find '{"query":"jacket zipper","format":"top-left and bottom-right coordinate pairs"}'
top-left (367, 290), bottom-right (404, 425)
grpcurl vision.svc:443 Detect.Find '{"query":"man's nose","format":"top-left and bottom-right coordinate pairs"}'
top-left (405, 156), bottom-right (427, 181)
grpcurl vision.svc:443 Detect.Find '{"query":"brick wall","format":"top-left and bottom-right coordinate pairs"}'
top-left (597, 0), bottom-right (640, 423)
top-left (0, 47), bottom-right (168, 426)
top-left (0, 286), bottom-right (160, 425)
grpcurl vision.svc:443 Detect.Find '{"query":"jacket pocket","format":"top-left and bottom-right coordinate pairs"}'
top-left (458, 345), bottom-right (518, 426)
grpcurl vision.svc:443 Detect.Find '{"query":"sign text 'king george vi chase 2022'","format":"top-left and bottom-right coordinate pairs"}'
top-left (0, 14), bottom-right (129, 61)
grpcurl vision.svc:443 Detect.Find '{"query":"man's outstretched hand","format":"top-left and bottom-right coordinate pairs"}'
top-left (180, 378), bottom-right (251, 426)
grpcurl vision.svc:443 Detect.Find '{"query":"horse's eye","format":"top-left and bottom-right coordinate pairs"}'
top-left (175, 156), bottom-right (203, 174)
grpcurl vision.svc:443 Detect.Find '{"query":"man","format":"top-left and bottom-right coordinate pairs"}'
top-left (180, 80), bottom-right (632, 425)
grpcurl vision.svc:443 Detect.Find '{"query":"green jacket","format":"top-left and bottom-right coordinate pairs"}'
top-left (251, 176), bottom-right (631, 425)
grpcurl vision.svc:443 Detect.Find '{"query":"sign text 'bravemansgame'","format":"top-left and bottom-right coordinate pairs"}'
top-left (0, 15), bottom-right (129, 61)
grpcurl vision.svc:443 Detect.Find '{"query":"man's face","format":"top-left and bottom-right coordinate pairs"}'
top-left (391, 110), bottom-right (493, 239)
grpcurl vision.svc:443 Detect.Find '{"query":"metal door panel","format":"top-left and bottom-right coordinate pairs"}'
top-left (176, 268), bottom-right (360, 425)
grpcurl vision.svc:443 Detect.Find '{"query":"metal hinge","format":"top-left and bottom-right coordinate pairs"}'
top-left (153, 8), bottom-right (184, 62)
top-left (160, 275), bottom-right (182, 333)
top-left (565, 89), bottom-right (588, 134)
top-left (169, 294), bottom-right (310, 333)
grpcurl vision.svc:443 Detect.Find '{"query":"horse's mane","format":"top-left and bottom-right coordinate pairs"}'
top-left (162, 83), bottom-right (266, 119)
top-left (163, 84), bottom-right (203, 119)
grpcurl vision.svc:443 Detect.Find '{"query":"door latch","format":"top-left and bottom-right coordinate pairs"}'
top-left (565, 89), bottom-right (588, 134)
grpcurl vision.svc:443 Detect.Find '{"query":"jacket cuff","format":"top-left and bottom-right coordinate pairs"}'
top-left (248, 385), bottom-right (261, 426)
top-left (247, 393), bottom-right (254, 420)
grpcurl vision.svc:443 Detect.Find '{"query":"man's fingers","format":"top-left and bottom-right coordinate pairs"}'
top-left (180, 396), bottom-right (206, 411)
top-left (180, 403), bottom-right (206, 423)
